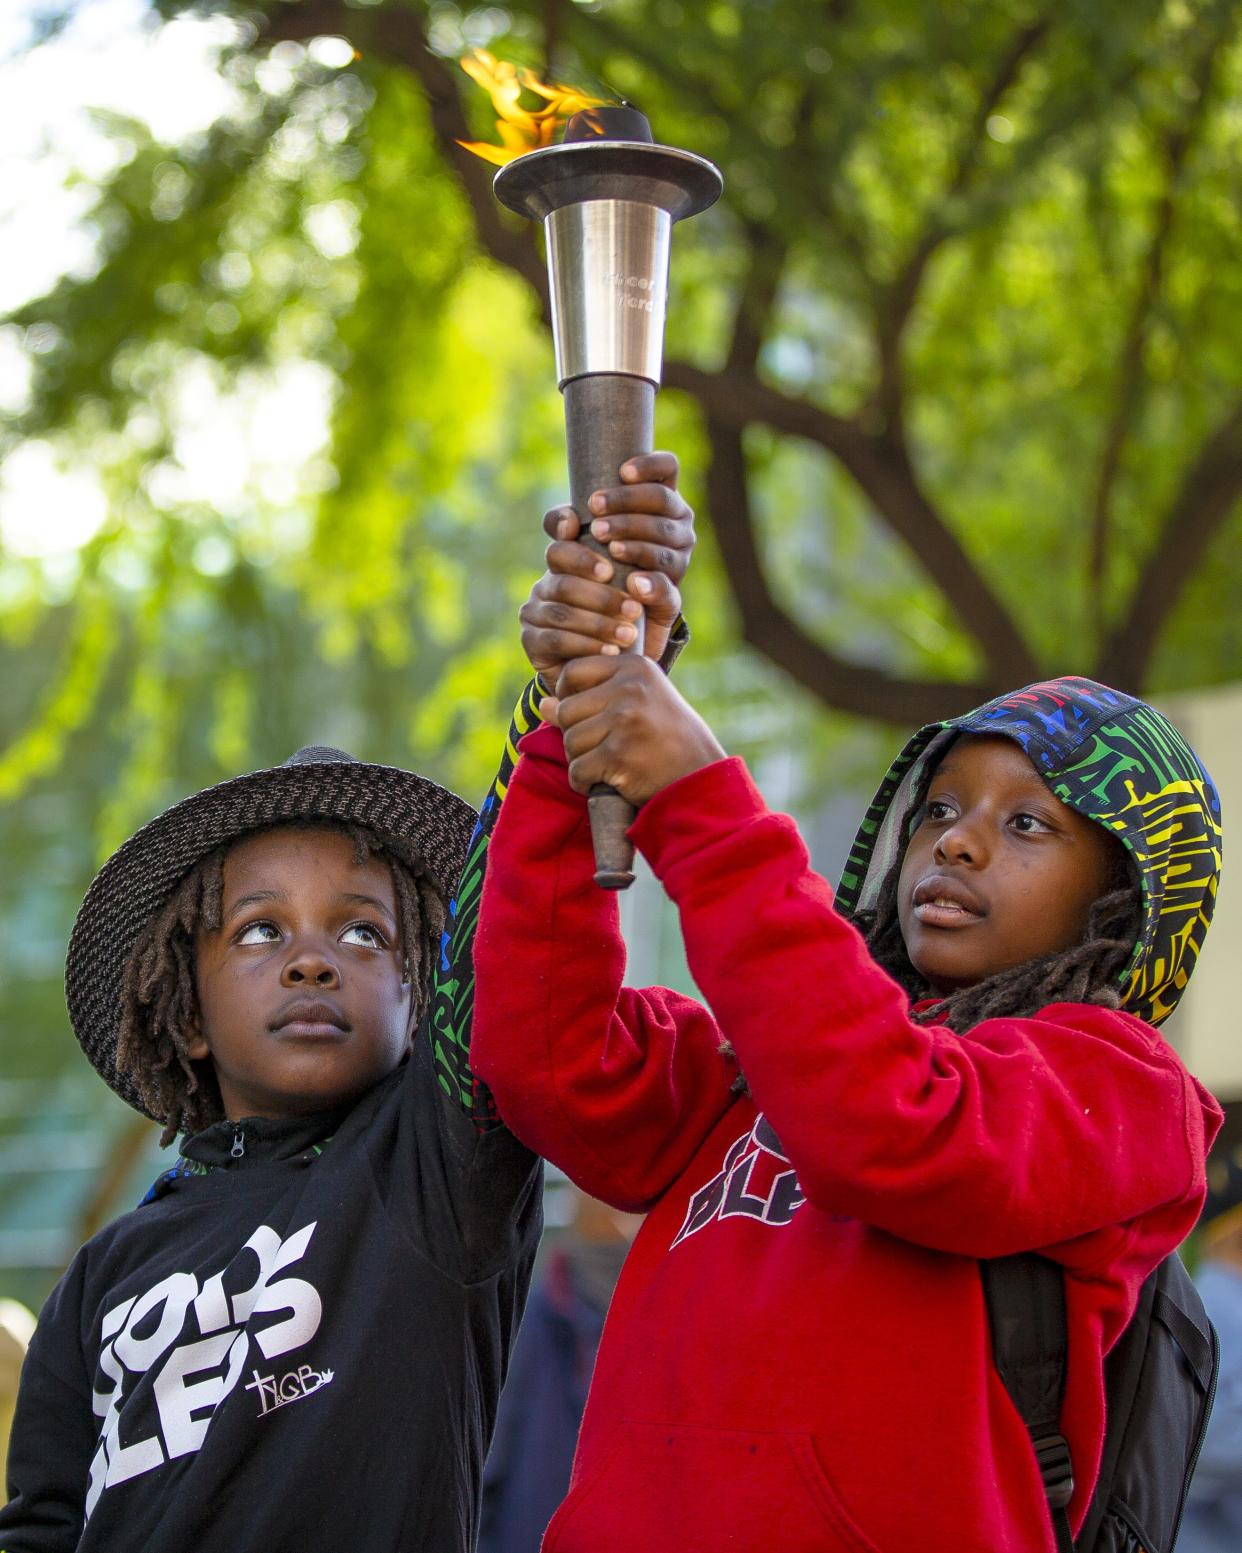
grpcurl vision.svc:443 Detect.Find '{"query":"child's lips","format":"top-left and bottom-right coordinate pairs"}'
top-left (270, 1000), bottom-right (351, 1039)
top-left (275, 1020), bottom-right (350, 1041)
top-left (911, 877), bottom-right (985, 928)
top-left (913, 899), bottom-right (981, 928)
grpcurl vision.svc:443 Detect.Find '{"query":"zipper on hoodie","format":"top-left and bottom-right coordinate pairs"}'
top-left (230, 1125), bottom-right (246, 1160)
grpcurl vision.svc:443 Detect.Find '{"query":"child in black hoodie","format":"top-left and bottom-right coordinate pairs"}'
top-left (0, 453), bottom-right (694, 1553)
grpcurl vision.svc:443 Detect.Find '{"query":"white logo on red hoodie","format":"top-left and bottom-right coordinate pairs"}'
top-left (671, 1117), bottom-right (806, 1247)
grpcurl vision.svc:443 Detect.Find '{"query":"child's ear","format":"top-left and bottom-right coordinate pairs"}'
top-left (184, 1012), bottom-right (210, 1062)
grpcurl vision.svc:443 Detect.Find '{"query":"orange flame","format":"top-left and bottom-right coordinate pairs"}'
top-left (457, 49), bottom-right (607, 166)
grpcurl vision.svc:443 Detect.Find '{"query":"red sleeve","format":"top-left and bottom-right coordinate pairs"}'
top-left (629, 755), bottom-right (1217, 1260)
top-left (471, 722), bottom-right (738, 1211)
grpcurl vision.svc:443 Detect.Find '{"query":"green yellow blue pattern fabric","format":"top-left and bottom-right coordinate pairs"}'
top-left (836, 677), bottom-right (1222, 1027)
top-left (430, 676), bottom-right (546, 1128)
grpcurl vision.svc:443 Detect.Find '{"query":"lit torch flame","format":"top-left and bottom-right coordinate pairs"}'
top-left (457, 49), bottom-right (607, 166)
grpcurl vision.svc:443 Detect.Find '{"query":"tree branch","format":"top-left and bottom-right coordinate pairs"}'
top-left (543, 0), bottom-right (566, 80)
top-left (704, 415), bottom-right (991, 722)
top-left (704, 205), bottom-right (996, 720)
top-left (666, 358), bottom-right (1038, 684)
top-left (74, 1115), bottom-right (154, 1248)
top-left (575, 0), bottom-right (876, 290)
top-left (1087, 20), bottom-right (1223, 618)
top-left (694, 214), bottom-right (1029, 709)
top-left (875, 14), bottom-right (1053, 421)
top-left (1097, 395), bottom-right (1242, 688)
top-left (726, 224), bottom-right (787, 373)
top-left (562, 3), bottom-right (744, 124)
top-left (261, 0), bottom-right (1039, 702)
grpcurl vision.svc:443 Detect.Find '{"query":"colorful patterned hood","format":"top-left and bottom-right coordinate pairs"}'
top-left (836, 677), bottom-right (1222, 1026)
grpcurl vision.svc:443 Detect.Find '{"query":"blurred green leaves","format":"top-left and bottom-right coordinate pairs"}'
top-left (5, 0), bottom-right (1242, 893)
top-left (6, 0), bottom-right (1242, 1297)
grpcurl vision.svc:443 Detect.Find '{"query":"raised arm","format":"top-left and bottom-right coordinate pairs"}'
top-left (428, 675), bottom-right (545, 1134)
top-left (472, 722), bottom-right (737, 1210)
top-left (428, 450), bottom-right (695, 1133)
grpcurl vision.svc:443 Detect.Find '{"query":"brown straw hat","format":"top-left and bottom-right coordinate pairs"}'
top-left (65, 746), bottom-right (478, 1118)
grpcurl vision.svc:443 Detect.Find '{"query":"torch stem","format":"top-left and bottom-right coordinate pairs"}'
top-left (563, 372), bottom-right (655, 889)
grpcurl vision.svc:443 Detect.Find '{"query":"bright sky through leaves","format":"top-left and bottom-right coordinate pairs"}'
top-left (0, 0), bottom-right (344, 557)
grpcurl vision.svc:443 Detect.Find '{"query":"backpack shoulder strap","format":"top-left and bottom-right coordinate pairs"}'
top-left (981, 1253), bottom-right (1076, 1553)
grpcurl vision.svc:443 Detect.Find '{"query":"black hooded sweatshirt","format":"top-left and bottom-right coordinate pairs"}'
top-left (0, 1029), bottom-right (541, 1552)
top-left (0, 689), bottom-right (547, 1553)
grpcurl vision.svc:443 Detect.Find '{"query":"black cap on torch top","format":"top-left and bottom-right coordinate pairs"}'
top-left (563, 104), bottom-right (655, 143)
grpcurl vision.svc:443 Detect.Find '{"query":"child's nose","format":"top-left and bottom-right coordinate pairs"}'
top-left (934, 821), bottom-right (982, 866)
top-left (281, 945), bottom-right (342, 988)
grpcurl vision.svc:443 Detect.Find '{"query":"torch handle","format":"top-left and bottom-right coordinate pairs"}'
top-left (563, 373), bottom-right (656, 890)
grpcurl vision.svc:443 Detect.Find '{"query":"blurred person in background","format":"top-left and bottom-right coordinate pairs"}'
top-left (0, 1302), bottom-right (36, 1474)
top-left (480, 1185), bottom-right (640, 1553)
top-left (1179, 1145), bottom-right (1242, 1553)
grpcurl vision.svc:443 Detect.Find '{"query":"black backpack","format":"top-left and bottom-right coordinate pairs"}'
top-left (983, 1252), bottom-right (1218, 1553)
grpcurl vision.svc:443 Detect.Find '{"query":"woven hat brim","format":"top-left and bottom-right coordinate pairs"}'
top-left (65, 758), bottom-right (478, 1119)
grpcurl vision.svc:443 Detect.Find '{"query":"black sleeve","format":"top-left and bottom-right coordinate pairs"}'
top-left (428, 677), bottom-right (543, 1132)
top-left (0, 1266), bottom-right (95, 1552)
top-left (380, 680), bottom-right (544, 1282)
top-left (659, 612), bottom-right (690, 674)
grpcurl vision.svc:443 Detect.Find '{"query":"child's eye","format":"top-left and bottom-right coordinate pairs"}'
top-left (1011, 812), bottom-right (1052, 835)
top-left (236, 921), bottom-right (281, 946)
top-left (341, 922), bottom-right (388, 949)
top-left (925, 799), bottom-right (956, 823)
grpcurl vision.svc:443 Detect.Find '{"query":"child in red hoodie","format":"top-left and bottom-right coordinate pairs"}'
top-left (472, 612), bottom-right (1223, 1551)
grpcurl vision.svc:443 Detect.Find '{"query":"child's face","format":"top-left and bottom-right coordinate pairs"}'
top-left (186, 826), bottom-right (413, 1121)
top-left (896, 735), bottom-right (1121, 996)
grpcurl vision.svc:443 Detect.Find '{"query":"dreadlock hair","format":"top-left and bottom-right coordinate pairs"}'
top-left (852, 756), bottom-right (1144, 1034)
top-left (116, 818), bottom-right (448, 1146)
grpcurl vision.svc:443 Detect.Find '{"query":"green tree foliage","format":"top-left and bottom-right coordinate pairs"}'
top-left (203, 0), bottom-right (1242, 723)
top-left (7, 0), bottom-right (1242, 816)
top-left (5, 1), bottom-right (1242, 1249)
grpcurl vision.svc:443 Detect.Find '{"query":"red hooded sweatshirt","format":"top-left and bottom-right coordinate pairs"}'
top-left (472, 723), bottom-right (1219, 1553)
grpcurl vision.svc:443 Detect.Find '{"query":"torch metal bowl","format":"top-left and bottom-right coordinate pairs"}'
top-left (494, 139), bottom-right (722, 387)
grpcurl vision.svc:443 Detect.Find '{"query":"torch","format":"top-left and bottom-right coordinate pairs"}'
top-left (485, 101), bottom-right (722, 888)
